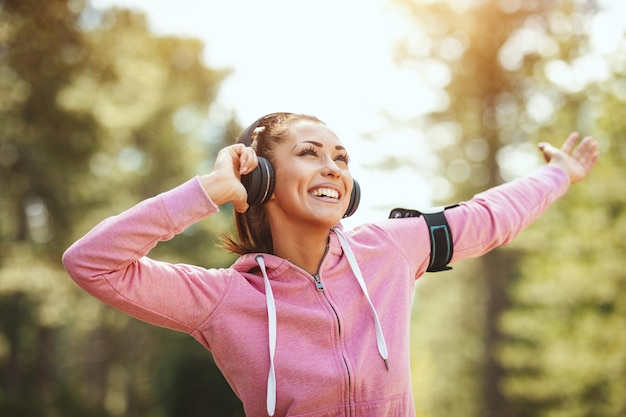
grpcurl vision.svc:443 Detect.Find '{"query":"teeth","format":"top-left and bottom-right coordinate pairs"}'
top-left (312, 188), bottom-right (339, 199)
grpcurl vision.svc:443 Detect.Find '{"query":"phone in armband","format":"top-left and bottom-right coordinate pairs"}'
top-left (389, 205), bottom-right (459, 272)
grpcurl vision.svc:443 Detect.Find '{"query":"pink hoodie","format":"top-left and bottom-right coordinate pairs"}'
top-left (62, 165), bottom-right (569, 417)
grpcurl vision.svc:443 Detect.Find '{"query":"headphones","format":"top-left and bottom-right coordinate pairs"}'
top-left (237, 113), bottom-right (360, 218)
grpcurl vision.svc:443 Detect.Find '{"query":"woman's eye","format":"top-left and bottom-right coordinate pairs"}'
top-left (335, 154), bottom-right (350, 164)
top-left (298, 147), bottom-right (318, 157)
top-left (297, 146), bottom-right (349, 165)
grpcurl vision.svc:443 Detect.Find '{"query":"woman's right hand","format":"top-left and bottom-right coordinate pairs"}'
top-left (199, 144), bottom-right (259, 213)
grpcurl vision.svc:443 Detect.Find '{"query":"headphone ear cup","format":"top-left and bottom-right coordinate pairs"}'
top-left (241, 156), bottom-right (275, 205)
top-left (343, 179), bottom-right (360, 218)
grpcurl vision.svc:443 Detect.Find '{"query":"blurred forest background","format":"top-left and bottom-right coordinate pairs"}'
top-left (0, 0), bottom-right (624, 416)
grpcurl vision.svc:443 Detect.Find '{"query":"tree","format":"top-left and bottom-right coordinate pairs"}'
top-left (498, 36), bottom-right (626, 417)
top-left (393, 1), bottom-right (547, 415)
top-left (0, 1), bottom-right (242, 415)
top-left (389, 0), bottom-right (620, 416)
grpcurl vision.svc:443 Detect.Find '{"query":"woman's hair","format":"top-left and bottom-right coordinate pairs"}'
top-left (220, 112), bottom-right (324, 255)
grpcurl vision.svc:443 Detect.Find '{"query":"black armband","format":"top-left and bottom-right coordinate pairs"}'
top-left (389, 204), bottom-right (458, 272)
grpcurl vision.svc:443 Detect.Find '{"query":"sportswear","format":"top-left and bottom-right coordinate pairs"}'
top-left (62, 165), bottom-right (570, 417)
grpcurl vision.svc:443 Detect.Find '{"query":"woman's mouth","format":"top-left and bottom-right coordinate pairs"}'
top-left (310, 187), bottom-right (340, 199)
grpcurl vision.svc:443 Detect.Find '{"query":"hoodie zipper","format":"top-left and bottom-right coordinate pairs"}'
top-left (312, 273), bottom-right (324, 290)
top-left (310, 271), bottom-right (353, 414)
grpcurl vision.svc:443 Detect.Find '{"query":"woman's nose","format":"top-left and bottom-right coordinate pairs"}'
top-left (321, 158), bottom-right (341, 177)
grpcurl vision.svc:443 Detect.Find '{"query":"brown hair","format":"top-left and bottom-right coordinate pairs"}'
top-left (220, 112), bottom-right (324, 255)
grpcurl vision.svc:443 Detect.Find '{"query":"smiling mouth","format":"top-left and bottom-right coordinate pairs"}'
top-left (311, 188), bottom-right (340, 199)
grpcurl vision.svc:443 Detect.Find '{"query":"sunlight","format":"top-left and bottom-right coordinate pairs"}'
top-left (90, 0), bottom-right (437, 225)
top-left (88, 0), bottom-right (623, 224)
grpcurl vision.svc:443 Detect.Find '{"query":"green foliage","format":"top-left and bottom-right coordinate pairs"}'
top-left (395, 0), bottom-right (544, 415)
top-left (0, 0), bottom-right (242, 415)
top-left (499, 96), bottom-right (626, 416)
top-left (153, 332), bottom-right (244, 417)
top-left (410, 260), bottom-right (487, 417)
top-left (395, 0), bottom-right (625, 416)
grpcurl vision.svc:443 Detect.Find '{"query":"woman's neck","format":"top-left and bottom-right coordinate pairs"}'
top-left (270, 224), bottom-right (331, 275)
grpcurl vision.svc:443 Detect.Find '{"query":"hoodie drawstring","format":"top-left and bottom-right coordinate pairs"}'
top-left (255, 231), bottom-right (390, 416)
top-left (332, 227), bottom-right (390, 370)
top-left (256, 255), bottom-right (277, 417)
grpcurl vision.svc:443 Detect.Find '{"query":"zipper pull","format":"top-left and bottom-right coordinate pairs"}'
top-left (312, 273), bottom-right (324, 291)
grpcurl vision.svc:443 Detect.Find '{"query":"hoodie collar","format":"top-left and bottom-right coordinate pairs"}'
top-left (232, 225), bottom-right (346, 279)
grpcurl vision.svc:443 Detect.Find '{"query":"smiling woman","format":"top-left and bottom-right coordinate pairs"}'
top-left (63, 110), bottom-right (598, 416)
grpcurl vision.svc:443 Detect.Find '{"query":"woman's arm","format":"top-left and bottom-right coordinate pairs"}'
top-left (62, 177), bottom-right (226, 332)
top-left (449, 132), bottom-right (599, 262)
top-left (62, 144), bottom-right (258, 332)
top-left (374, 132), bottom-right (599, 274)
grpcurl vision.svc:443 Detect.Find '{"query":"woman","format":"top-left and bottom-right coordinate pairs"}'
top-left (63, 112), bottom-right (599, 417)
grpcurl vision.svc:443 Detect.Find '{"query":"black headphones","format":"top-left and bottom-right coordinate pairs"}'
top-left (237, 113), bottom-right (360, 218)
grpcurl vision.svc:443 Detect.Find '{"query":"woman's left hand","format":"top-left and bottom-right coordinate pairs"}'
top-left (538, 132), bottom-right (600, 184)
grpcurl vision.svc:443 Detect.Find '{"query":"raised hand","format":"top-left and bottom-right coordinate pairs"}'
top-left (200, 144), bottom-right (259, 212)
top-left (538, 132), bottom-right (600, 184)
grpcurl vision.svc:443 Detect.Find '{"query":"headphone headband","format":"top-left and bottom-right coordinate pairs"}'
top-left (237, 113), bottom-right (290, 147)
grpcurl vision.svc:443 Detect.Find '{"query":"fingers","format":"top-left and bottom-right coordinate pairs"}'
top-left (560, 132), bottom-right (580, 155)
top-left (544, 132), bottom-right (599, 163)
top-left (233, 201), bottom-right (250, 214)
top-left (236, 144), bottom-right (258, 176)
top-left (538, 133), bottom-right (600, 184)
top-left (231, 144), bottom-right (257, 212)
top-left (576, 136), bottom-right (600, 172)
top-left (209, 144), bottom-right (260, 211)
top-left (570, 135), bottom-right (596, 163)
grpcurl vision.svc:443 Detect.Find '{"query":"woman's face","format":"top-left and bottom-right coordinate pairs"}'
top-left (265, 120), bottom-right (353, 228)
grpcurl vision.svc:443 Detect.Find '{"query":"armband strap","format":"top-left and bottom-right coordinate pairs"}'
top-left (389, 205), bottom-right (458, 272)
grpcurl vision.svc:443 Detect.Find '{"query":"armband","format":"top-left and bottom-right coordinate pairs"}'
top-left (389, 204), bottom-right (458, 272)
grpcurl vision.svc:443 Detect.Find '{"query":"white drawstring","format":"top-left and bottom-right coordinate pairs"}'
top-left (332, 228), bottom-right (390, 370)
top-left (256, 255), bottom-right (277, 416)
top-left (256, 231), bottom-right (389, 416)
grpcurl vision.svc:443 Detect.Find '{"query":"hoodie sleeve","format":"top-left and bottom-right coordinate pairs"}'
top-left (369, 165), bottom-right (570, 276)
top-left (447, 164), bottom-right (570, 262)
top-left (62, 176), bottom-right (232, 334)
